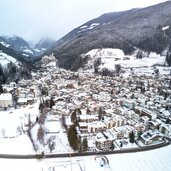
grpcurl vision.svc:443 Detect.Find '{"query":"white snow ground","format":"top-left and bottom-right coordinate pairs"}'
top-left (40, 144), bottom-right (171, 171)
top-left (1, 144), bottom-right (171, 171)
top-left (0, 101), bottom-right (40, 154)
top-left (81, 48), bottom-right (171, 76)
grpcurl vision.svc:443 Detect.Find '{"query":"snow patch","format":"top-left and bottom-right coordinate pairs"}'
top-left (88, 23), bottom-right (100, 30)
top-left (78, 23), bottom-right (100, 33)
top-left (0, 41), bottom-right (10, 47)
top-left (23, 49), bottom-right (33, 54)
top-left (80, 25), bottom-right (88, 29)
top-left (22, 53), bottom-right (30, 57)
top-left (162, 26), bottom-right (170, 31)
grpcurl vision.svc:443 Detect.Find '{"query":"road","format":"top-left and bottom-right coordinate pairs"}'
top-left (0, 138), bottom-right (169, 159)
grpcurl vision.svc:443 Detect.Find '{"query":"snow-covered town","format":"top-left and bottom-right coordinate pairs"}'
top-left (0, 50), bottom-right (171, 170)
top-left (0, 51), bottom-right (171, 148)
top-left (1, 0), bottom-right (171, 170)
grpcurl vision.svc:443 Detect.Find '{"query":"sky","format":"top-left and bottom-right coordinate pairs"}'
top-left (0, 0), bottom-right (168, 43)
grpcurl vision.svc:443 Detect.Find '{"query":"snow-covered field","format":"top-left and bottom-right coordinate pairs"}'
top-left (0, 134), bottom-right (35, 154)
top-left (81, 48), bottom-right (171, 76)
top-left (0, 51), bottom-right (19, 67)
top-left (40, 144), bottom-right (171, 171)
top-left (0, 101), bottom-right (40, 154)
top-left (31, 118), bottom-right (73, 153)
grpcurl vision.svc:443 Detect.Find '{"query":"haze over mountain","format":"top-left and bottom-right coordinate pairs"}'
top-left (48, 1), bottom-right (171, 71)
top-left (35, 38), bottom-right (56, 51)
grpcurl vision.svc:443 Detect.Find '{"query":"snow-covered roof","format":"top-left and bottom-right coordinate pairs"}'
top-left (95, 131), bottom-right (113, 142)
top-left (0, 93), bottom-right (12, 101)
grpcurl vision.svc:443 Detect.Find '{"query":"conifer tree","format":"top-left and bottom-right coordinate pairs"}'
top-left (49, 97), bottom-right (55, 108)
top-left (67, 125), bottom-right (78, 151)
top-left (71, 110), bottom-right (77, 125)
top-left (98, 106), bottom-right (103, 120)
top-left (82, 137), bottom-right (88, 151)
top-left (129, 131), bottom-right (135, 144)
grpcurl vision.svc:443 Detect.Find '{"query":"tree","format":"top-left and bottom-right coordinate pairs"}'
top-left (1, 128), bottom-right (5, 138)
top-left (0, 64), bottom-right (5, 84)
top-left (166, 49), bottom-right (171, 66)
top-left (41, 87), bottom-right (48, 96)
top-left (110, 140), bottom-right (115, 150)
top-left (98, 106), bottom-right (103, 120)
top-left (37, 126), bottom-right (45, 143)
top-left (71, 110), bottom-right (77, 125)
top-left (154, 68), bottom-right (159, 75)
top-left (94, 57), bottom-right (101, 68)
top-left (9, 63), bottom-right (17, 73)
top-left (47, 136), bottom-right (56, 153)
top-left (82, 137), bottom-right (88, 151)
top-left (61, 114), bottom-right (67, 130)
top-left (0, 84), bottom-right (3, 94)
top-left (129, 131), bottom-right (135, 145)
top-left (0, 64), bottom-right (3, 75)
top-left (115, 64), bottom-right (121, 76)
top-left (49, 97), bottom-right (55, 108)
top-left (137, 130), bottom-right (142, 140)
top-left (28, 114), bottom-right (32, 128)
top-left (86, 108), bottom-right (90, 114)
top-left (136, 50), bottom-right (143, 59)
top-left (166, 118), bottom-right (170, 124)
top-left (102, 68), bottom-right (112, 76)
top-left (39, 103), bottom-right (43, 112)
top-left (67, 125), bottom-right (78, 151)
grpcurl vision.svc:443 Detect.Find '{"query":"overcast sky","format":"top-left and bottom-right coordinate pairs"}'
top-left (0, 0), bottom-right (168, 43)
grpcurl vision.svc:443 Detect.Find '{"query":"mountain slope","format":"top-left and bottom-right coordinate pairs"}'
top-left (0, 39), bottom-right (35, 64)
top-left (0, 36), bottom-right (55, 60)
top-left (1, 36), bottom-right (37, 58)
top-left (49, 1), bottom-right (171, 71)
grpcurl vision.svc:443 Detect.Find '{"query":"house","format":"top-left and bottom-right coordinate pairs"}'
top-left (139, 108), bottom-right (157, 120)
top-left (103, 118), bottom-right (117, 129)
top-left (123, 99), bottom-right (135, 110)
top-left (95, 131), bottom-right (113, 150)
top-left (88, 121), bottom-right (106, 133)
top-left (78, 122), bottom-right (88, 133)
top-left (0, 93), bottom-right (13, 108)
top-left (112, 125), bottom-right (134, 139)
top-left (147, 120), bottom-right (161, 129)
top-left (140, 130), bottom-right (162, 145)
top-left (79, 114), bottom-right (98, 123)
top-left (159, 124), bottom-right (171, 136)
top-left (139, 116), bottom-right (150, 124)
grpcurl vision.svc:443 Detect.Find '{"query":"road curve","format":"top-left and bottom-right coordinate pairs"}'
top-left (0, 139), bottom-right (169, 159)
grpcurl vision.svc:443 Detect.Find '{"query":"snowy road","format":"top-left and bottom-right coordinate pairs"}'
top-left (0, 137), bottom-right (169, 159)
top-left (0, 142), bottom-right (171, 171)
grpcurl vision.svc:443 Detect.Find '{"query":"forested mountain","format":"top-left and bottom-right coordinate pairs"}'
top-left (48, 1), bottom-right (171, 70)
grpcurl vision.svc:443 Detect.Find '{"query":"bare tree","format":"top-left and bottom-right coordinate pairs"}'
top-left (37, 126), bottom-right (45, 143)
top-left (47, 136), bottom-right (56, 153)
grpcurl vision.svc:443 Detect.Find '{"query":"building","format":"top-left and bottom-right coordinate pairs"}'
top-left (95, 131), bottom-right (113, 150)
top-left (0, 93), bottom-right (13, 108)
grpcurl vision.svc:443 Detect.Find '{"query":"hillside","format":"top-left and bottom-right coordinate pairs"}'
top-left (49, 1), bottom-right (171, 71)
